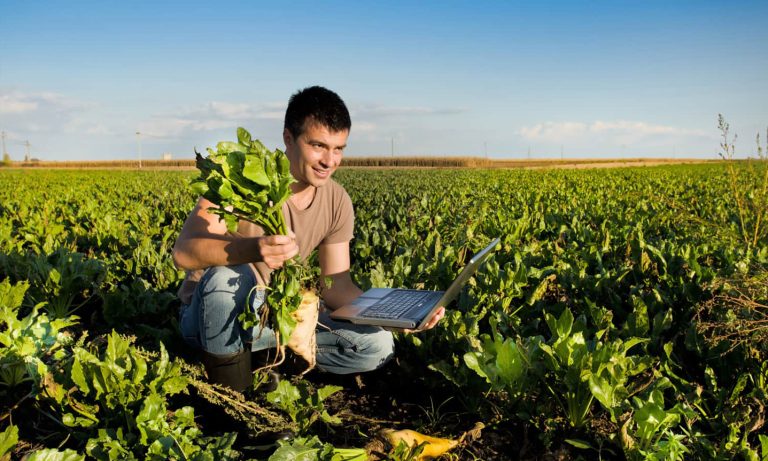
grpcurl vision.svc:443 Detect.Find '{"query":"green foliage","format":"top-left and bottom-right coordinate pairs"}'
top-left (38, 331), bottom-right (238, 460)
top-left (1, 153), bottom-right (10, 167)
top-left (620, 387), bottom-right (695, 461)
top-left (0, 278), bottom-right (76, 389)
top-left (463, 316), bottom-right (534, 396)
top-left (0, 424), bottom-right (18, 459)
top-left (268, 436), bottom-right (366, 461)
top-left (191, 127), bottom-right (294, 236)
top-left (267, 379), bottom-right (343, 434)
top-left (386, 440), bottom-right (427, 461)
top-left (24, 449), bottom-right (86, 461)
top-left (191, 127), bottom-right (312, 343)
top-left (2, 161), bottom-right (768, 458)
top-left (1, 249), bottom-right (106, 319)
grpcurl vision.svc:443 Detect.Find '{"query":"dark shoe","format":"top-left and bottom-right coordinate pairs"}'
top-left (251, 348), bottom-right (279, 368)
top-left (201, 350), bottom-right (252, 393)
top-left (251, 349), bottom-right (282, 392)
top-left (252, 368), bottom-right (282, 392)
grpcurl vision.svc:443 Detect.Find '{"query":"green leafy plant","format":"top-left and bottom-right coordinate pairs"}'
top-left (463, 316), bottom-right (533, 397)
top-left (0, 424), bottom-right (18, 460)
top-left (266, 379), bottom-right (343, 434)
top-left (621, 388), bottom-right (693, 461)
top-left (268, 436), bottom-right (366, 461)
top-left (190, 127), bottom-right (309, 347)
top-left (386, 440), bottom-right (427, 461)
top-left (39, 331), bottom-right (238, 460)
top-left (24, 448), bottom-right (85, 461)
top-left (539, 307), bottom-right (652, 427)
top-left (584, 336), bottom-right (653, 422)
top-left (0, 278), bottom-right (75, 390)
top-left (538, 308), bottom-right (595, 427)
top-left (5, 159), bottom-right (768, 458)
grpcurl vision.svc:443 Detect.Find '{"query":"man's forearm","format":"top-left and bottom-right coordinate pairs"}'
top-left (321, 274), bottom-right (363, 310)
top-left (172, 236), bottom-right (262, 271)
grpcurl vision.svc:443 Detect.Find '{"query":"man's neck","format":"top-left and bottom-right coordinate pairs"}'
top-left (289, 182), bottom-right (317, 210)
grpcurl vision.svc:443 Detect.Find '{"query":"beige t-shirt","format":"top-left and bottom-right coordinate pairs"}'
top-left (177, 179), bottom-right (354, 305)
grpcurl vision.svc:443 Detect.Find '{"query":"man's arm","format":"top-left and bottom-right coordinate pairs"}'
top-left (318, 241), bottom-right (363, 310)
top-left (172, 197), bottom-right (298, 271)
top-left (318, 241), bottom-right (445, 331)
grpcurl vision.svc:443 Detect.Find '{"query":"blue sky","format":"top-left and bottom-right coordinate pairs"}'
top-left (1, 0), bottom-right (767, 160)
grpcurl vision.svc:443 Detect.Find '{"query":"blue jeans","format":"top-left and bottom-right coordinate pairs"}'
top-left (179, 264), bottom-right (395, 375)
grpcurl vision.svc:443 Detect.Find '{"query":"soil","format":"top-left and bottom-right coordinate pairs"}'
top-left (278, 360), bottom-right (574, 461)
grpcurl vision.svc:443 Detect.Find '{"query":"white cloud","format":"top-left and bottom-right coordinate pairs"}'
top-left (62, 117), bottom-right (113, 136)
top-left (137, 102), bottom-right (465, 139)
top-left (353, 121), bottom-right (377, 133)
top-left (0, 89), bottom-right (106, 156)
top-left (0, 94), bottom-right (38, 114)
top-left (141, 101), bottom-right (286, 138)
top-left (513, 119), bottom-right (722, 157)
top-left (353, 104), bottom-right (465, 118)
top-left (519, 120), bottom-right (709, 142)
top-left (0, 90), bottom-right (90, 115)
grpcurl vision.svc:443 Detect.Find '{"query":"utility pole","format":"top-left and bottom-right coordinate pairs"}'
top-left (391, 137), bottom-right (394, 157)
top-left (136, 131), bottom-right (142, 168)
top-left (24, 140), bottom-right (30, 162)
top-left (1, 132), bottom-right (7, 158)
top-left (484, 141), bottom-right (488, 159)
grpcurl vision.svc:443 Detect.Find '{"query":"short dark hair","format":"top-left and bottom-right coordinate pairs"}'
top-left (284, 86), bottom-right (351, 138)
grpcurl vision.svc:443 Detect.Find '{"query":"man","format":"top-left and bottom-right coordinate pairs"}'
top-left (173, 86), bottom-right (444, 392)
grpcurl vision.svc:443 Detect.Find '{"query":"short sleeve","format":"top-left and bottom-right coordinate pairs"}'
top-left (322, 185), bottom-right (354, 245)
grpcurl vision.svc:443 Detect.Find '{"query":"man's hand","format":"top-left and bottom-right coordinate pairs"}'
top-left (388, 306), bottom-right (446, 334)
top-left (173, 197), bottom-right (300, 271)
top-left (258, 233), bottom-right (299, 269)
top-left (419, 306), bottom-right (446, 331)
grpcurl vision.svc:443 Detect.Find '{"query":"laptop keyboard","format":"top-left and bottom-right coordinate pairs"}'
top-left (361, 290), bottom-right (444, 320)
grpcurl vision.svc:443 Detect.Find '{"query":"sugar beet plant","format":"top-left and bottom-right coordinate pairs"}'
top-left (0, 279), bottom-right (241, 460)
top-left (190, 127), bottom-right (308, 349)
top-left (2, 139), bottom-right (768, 459)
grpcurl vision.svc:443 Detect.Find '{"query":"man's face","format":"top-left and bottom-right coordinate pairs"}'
top-left (283, 120), bottom-right (348, 188)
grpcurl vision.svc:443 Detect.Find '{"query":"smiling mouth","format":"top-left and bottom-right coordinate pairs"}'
top-left (313, 167), bottom-right (331, 177)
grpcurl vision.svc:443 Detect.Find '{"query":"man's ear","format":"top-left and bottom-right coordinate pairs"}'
top-left (283, 128), bottom-right (293, 147)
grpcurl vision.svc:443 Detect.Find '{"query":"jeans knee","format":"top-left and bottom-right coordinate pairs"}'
top-left (196, 264), bottom-right (257, 354)
top-left (198, 265), bottom-right (254, 305)
top-left (358, 329), bottom-right (395, 372)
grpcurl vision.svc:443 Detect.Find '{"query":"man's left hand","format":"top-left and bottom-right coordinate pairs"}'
top-left (420, 306), bottom-right (446, 330)
top-left (394, 306), bottom-right (445, 334)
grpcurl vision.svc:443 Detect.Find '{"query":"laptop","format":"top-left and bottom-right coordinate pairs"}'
top-left (330, 237), bottom-right (501, 330)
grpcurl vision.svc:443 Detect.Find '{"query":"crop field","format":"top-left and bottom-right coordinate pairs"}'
top-left (1, 163), bottom-right (767, 460)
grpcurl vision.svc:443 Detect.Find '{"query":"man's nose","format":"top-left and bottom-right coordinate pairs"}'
top-left (320, 149), bottom-right (334, 166)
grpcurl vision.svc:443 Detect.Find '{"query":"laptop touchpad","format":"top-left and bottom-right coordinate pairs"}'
top-left (362, 288), bottom-right (391, 298)
top-left (353, 297), bottom-right (379, 307)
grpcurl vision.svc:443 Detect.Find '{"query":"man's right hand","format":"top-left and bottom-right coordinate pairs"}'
top-left (258, 234), bottom-right (299, 269)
